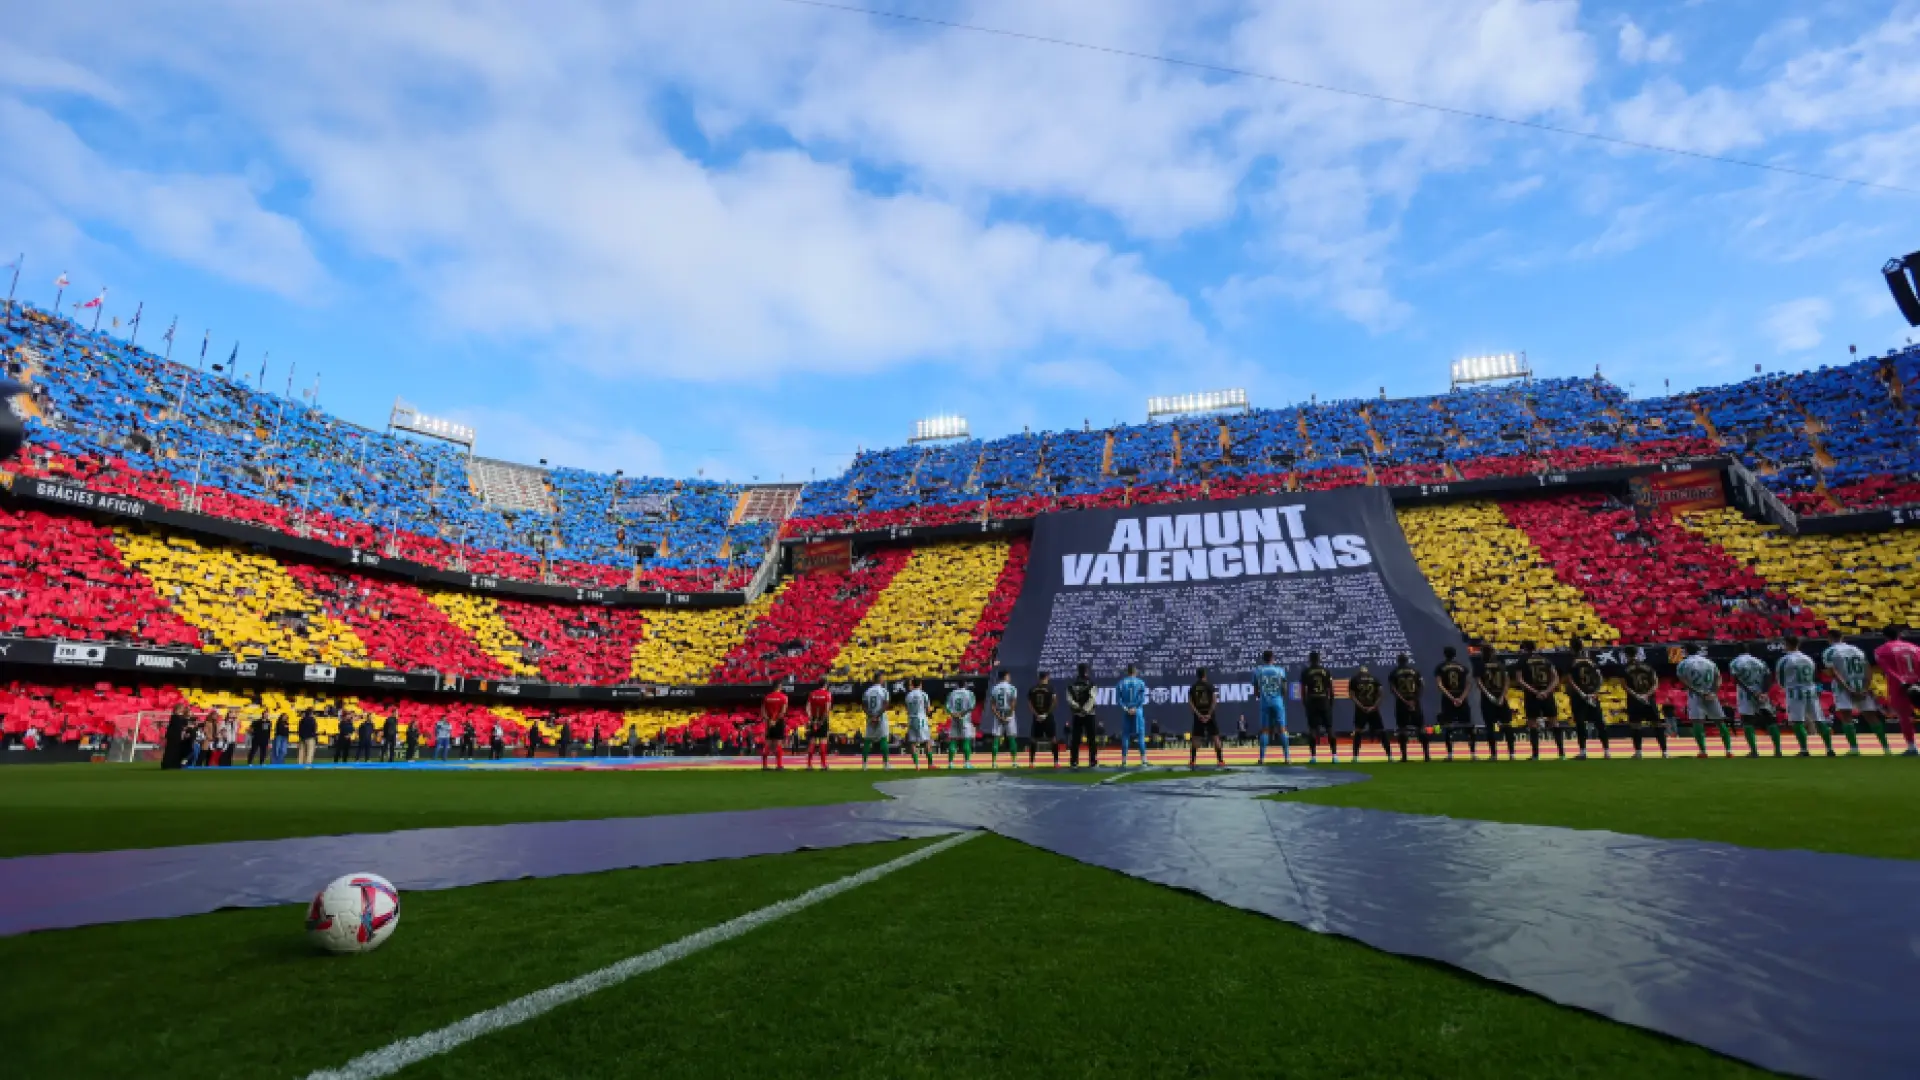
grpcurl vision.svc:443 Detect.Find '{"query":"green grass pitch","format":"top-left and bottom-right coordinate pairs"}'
top-left (6, 759), bottom-right (1914, 1078)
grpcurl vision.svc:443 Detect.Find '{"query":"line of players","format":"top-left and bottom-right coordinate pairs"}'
top-left (750, 625), bottom-right (1920, 769)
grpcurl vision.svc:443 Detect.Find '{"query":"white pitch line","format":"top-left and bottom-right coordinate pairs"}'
top-left (306, 830), bottom-right (978, 1080)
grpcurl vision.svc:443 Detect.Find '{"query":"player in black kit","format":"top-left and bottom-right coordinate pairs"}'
top-left (1348, 666), bottom-right (1390, 762)
top-left (1474, 644), bottom-right (1512, 761)
top-left (1566, 638), bottom-right (1610, 760)
top-left (1027, 672), bottom-right (1060, 769)
top-left (1301, 652), bottom-right (1337, 764)
top-left (1434, 646), bottom-right (1475, 761)
top-left (1515, 642), bottom-right (1564, 760)
top-left (1187, 668), bottom-right (1225, 768)
top-left (1622, 653), bottom-right (1668, 759)
top-left (1389, 654), bottom-right (1429, 762)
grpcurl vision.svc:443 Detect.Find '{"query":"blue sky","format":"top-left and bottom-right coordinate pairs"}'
top-left (3, 1), bottom-right (1916, 483)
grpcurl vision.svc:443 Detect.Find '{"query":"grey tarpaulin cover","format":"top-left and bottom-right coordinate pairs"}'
top-left (0, 802), bottom-right (959, 937)
top-left (8, 767), bottom-right (1916, 1078)
top-left (875, 771), bottom-right (1920, 1080)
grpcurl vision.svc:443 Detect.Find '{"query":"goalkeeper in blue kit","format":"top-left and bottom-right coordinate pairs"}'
top-left (1115, 665), bottom-right (1150, 767)
top-left (1253, 650), bottom-right (1291, 764)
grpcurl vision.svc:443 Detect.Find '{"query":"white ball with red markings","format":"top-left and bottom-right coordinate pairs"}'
top-left (305, 872), bottom-right (402, 954)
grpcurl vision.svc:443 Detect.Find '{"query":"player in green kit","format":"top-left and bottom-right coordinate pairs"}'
top-left (1823, 629), bottom-right (1889, 755)
top-left (1678, 645), bottom-right (1732, 757)
top-left (944, 683), bottom-right (977, 769)
top-left (860, 678), bottom-right (892, 770)
top-left (1729, 648), bottom-right (1782, 757)
top-left (986, 672), bottom-right (1021, 767)
top-left (1775, 637), bottom-right (1832, 757)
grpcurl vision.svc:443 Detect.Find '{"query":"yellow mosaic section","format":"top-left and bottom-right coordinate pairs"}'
top-left (830, 540), bottom-right (1010, 681)
top-left (628, 588), bottom-right (783, 684)
top-left (426, 591), bottom-right (540, 677)
top-left (183, 687), bottom-right (362, 723)
top-left (1397, 502), bottom-right (1616, 650)
top-left (621, 706), bottom-right (706, 740)
top-left (116, 529), bottom-right (369, 665)
top-left (1681, 509), bottom-right (1920, 633)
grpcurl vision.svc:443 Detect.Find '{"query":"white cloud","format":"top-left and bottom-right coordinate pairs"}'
top-left (0, 41), bottom-right (122, 105)
top-left (1494, 174), bottom-right (1546, 199)
top-left (456, 404), bottom-right (667, 478)
top-left (1762, 296), bottom-right (1832, 352)
top-left (0, 98), bottom-right (323, 297)
top-left (1618, 21), bottom-right (1680, 65)
top-left (1611, 10), bottom-right (1920, 163)
top-left (1610, 79), bottom-right (1764, 155)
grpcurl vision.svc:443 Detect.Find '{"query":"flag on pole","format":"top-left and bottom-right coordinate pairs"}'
top-left (199, 330), bottom-right (210, 368)
top-left (257, 352), bottom-right (268, 388)
top-left (54, 273), bottom-right (69, 289)
top-left (162, 319), bottom-right (176, 344)
top-left (77, 294), bottom-right (102, 310)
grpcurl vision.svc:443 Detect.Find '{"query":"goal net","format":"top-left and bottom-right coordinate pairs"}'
top-left (108, 710), bottom-right (174, 764)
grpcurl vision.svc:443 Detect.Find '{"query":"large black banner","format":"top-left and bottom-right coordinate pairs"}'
top-left (997, 488), bottom-right (1466, 731)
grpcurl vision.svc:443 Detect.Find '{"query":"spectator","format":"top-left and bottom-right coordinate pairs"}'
top-left (271, 713), bottom-right (290, 765)
top-left (247, 713), bottom-right (270, 765)
top-left (161, 704), bottom-right (191, 770)
top-left (297, 708), bottom-right (319, 766)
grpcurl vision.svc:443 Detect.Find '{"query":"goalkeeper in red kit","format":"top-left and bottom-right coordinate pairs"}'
top-left (760, 683), bottom-right (791, 771)
top-left (804, 683), bottom-right (833, 769)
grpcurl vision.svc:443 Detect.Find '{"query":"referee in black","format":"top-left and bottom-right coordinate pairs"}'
top-left (1187, 668), bottom-right (1224, 768)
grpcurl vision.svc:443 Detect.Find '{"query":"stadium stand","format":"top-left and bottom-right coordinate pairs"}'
top-left (1682, 510), bottom-right (1920, 634)
top-left (1398, 501), bottom-right (1617, 650)
top-left (830, 540), bottom-right (1012, 681)
top-left (281, 563), bottom-right (512, 678)
top-left (1498, 494), bottom-right (1817, 643)
top-left (3, 305), bottom-right (769, 589)
top-left (114, 528), bottom-right (371, 665)
top-left (8, 300), bottom-right (1920, 750)
top-left (0, 507), bottom-right (203, 649)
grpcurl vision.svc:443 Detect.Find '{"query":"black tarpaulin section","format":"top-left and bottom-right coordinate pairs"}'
top-left (875, 771), bottom-right (1920, 1080)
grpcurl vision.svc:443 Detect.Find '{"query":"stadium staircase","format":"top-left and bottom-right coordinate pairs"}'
top-left (468, 456), bottom-right (556, 514)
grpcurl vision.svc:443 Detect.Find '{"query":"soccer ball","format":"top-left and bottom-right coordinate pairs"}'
top-left (305, 872), bottom-right (402, 954)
